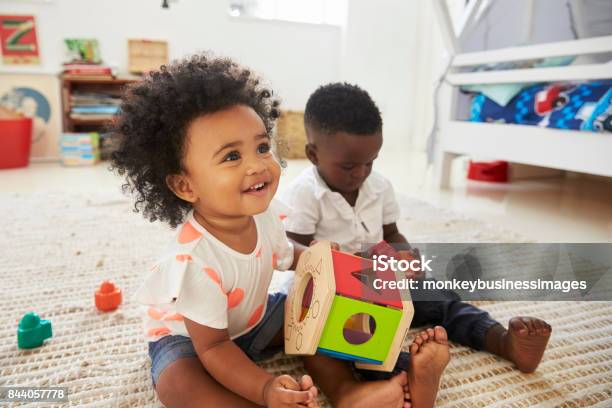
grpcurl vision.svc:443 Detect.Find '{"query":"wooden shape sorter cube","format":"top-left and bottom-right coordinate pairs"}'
top-left (285, 241), bottom-right (415, 372)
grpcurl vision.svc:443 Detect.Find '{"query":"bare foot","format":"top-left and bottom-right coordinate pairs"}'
top-left (408, 326), bottom-right (450, 408)
top-left (299, 375), bottom-right (320, 408)
top-left (403, 382), bottom-right (411, 408)
top-left (503, 317), bottom-right (551, 373)
top-left (336, 371), bottom-right (411, 408)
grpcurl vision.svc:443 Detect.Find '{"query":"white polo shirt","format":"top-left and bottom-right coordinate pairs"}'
top-left (279, 166), bottom-right (401, 253)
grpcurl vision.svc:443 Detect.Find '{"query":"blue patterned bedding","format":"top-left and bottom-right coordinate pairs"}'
top-left (469, 80), bottom-right (612, 132)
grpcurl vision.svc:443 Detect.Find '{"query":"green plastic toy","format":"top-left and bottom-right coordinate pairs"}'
top-left (17, 312), bottom-right (52, 349)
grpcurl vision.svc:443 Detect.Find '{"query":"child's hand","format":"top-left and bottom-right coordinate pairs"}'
top-left (298, 374), bottom-right (319, 408)
top-left (263, 374), bottom-right (316, 407)
top-left (309, 239), bottom-right (340, 251)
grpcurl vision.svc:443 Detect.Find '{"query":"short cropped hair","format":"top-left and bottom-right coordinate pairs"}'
top-left (304, 82), bottom-right (382, 136)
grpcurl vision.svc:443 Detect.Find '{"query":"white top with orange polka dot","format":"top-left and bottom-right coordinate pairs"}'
top-left (133, 202), bottom-right (294, 341)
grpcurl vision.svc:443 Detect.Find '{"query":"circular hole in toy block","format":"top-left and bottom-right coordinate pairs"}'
top-left (294, 273), bottom-right (314, 323)
top-left (343, 313), bottom-right (376, 345)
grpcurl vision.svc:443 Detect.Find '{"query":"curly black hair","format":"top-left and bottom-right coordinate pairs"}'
top-left (110, 53), bottom-right (280, 228)
top-left (304, 82), bottom-right (382, 136)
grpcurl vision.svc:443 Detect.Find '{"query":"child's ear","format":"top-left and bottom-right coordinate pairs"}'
top-left (305, 143), bottom-right (318, 165)
top-left (166, 174), bottom-right (197, 203)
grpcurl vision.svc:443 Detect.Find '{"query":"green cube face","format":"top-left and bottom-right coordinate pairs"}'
top-left (317, 295), bottom-right (401, 362)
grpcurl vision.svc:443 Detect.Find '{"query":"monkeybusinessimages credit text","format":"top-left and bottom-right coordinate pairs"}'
top-left (372, 255), bottom-right (588, 294)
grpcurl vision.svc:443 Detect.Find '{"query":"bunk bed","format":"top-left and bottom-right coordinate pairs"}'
top-left (431, 0), bottom-right (612, 187)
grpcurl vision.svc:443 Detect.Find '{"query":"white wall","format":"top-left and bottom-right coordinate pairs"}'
top-left (1, 0), bottom-right (435, 154)
top-left (0, 0), bottom-right (341, 110)
top-left (341, 0), bottom-right (419, 151)
top-left (461, 0), bottom-right (575, 52)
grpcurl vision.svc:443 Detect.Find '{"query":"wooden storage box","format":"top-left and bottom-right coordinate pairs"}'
top-left (128, 39), bottom-right (168, 74)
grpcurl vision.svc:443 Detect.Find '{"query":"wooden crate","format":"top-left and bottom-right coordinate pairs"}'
top-left (276, 110), bottom-right (307, 159)
top-left (128, 39), bottom-right (168, 74)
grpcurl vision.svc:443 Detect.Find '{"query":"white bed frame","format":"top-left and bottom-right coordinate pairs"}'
top-left (431, 0), bottom-right (612, 187)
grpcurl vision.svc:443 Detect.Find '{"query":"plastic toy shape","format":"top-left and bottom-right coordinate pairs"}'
top-left (95, 280), bottom-right (122, 311)
top-left (18, 312), bottom-right (52, 349)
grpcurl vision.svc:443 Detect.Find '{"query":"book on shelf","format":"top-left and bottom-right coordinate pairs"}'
top-left (60, 132), bottom-right (100, 147)
top-left (70, 92), bottom-right (121, 117)
top-left (69, 113), bottom-right (116, 121)
top-left (72, 106), bottom-right (120, 115)
top-left (61, 154), bottom-right (101, 166)
top-left (71, 94), bottom-right (121, 106)
top-left (63, 63), bottom-right (112, 76)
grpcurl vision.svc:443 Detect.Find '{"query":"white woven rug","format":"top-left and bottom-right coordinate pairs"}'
top-left (0, 192), bottom-right (610, 407)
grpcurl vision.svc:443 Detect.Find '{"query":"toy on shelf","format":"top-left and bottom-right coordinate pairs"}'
top-left (17, 312), bottom-right (52, 349)
top-left (285, 241), bottom-right (414, 372)
top-left (60, 132), bottom-right (101, 166)
top-left (95, 280), bottom-right (122, 311)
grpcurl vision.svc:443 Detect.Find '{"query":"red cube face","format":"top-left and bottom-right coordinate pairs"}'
top-left (331, 250), bottom-right (403, 309)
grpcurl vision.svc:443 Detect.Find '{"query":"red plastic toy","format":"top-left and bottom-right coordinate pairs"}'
top-left (95, 280), bottom-right (122, 311)
top-left (468, 160), bottom-right (508, 183)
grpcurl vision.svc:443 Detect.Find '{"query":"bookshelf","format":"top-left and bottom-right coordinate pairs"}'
top-left (60, 74), bottom-right (139, 160)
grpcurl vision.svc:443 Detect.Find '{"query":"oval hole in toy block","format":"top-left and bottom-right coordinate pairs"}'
top-left (294, 273), bottom-right (314, 322)
top-left (343, 313), bottom-right (376, 345)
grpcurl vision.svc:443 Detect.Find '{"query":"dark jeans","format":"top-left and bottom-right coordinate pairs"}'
top-left (360, 279), bottom-right (501, 381)
top-left (410, 279), bottom-right (500, 350)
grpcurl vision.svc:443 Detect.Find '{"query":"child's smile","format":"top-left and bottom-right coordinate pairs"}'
top-left (243, 178), bottom-right (272, 196)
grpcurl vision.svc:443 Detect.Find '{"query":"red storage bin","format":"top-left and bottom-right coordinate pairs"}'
top-left (467, 160), bottom-right (508, 183)
top-left (0, 117), bottom-right (33, 169)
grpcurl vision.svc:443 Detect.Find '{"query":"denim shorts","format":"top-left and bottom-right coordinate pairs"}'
top-left (148, 292), bottom-right (286, 387)
top-left (148, 292), bottom-right (410, 387)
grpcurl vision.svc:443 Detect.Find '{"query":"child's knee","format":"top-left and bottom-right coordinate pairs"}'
top-left (154, 358), bottom-right (201, 407)
top-left (155, 370), bottom-right (182, 407)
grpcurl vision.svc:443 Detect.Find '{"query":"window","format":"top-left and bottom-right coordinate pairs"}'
top-left (228, 0), bottom-right (347, 26)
